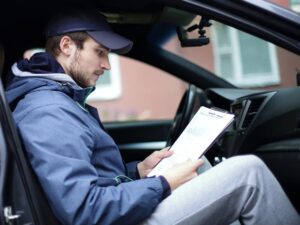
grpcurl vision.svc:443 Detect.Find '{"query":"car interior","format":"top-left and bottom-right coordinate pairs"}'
top-left (0, 0), bottom-right (300, 224)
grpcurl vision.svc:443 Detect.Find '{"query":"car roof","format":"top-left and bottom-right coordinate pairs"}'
top-left (0, 0), bottom-right (166, 48)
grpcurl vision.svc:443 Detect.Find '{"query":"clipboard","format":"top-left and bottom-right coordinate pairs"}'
top-left (147, 106), bottom-right (234, 177)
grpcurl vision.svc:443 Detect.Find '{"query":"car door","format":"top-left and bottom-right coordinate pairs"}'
top-left (0, 56), bottom-right (61, 224)
top-left (0, 80), bottom-right (35, 225)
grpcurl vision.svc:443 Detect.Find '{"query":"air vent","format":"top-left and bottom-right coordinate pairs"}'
top-left (242, 97), bottom-right (265, 129)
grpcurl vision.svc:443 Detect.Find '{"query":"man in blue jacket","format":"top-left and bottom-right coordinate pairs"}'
top-left (5, 9), bottom-right (299, 225)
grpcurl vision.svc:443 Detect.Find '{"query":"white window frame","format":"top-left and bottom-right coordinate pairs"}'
top-left (291, 0), bottom-right (300, 12)
top-left (212, 25), bottom-right (280, 88)
top-left (88, 53), bottom-right (122, 101)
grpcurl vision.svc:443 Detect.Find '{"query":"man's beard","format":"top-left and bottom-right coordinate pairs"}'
top-left (68, 52), bottom-right (89, 88)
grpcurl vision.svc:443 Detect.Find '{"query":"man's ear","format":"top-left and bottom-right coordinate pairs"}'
top-left (59, 36), bottom-right (75, 56)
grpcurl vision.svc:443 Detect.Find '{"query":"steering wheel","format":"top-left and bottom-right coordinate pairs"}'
top-left (166, 84), bottom-right (207, 146)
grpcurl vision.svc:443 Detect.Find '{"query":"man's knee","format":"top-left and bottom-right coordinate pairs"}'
top-left (227, 154), bottom-right (267, 172)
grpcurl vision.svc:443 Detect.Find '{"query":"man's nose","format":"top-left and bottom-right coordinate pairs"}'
top-left (101, 58), bottom-right (111, 70)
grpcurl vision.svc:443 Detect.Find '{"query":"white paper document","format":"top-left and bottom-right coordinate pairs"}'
top-left (147, 106), bottom-right (234, 177)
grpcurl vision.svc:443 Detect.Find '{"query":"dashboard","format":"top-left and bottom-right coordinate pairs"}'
top-left (206, 87), bottom-right (300, 156)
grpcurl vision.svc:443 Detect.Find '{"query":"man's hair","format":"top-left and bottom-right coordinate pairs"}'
top-left (45, 32), bottom-right (89, 57)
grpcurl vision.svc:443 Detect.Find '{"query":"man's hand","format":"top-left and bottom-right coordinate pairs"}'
top-left (162, 159), bottom-right (204, 191)
top-left (137, 147), bottom-right (173, 178)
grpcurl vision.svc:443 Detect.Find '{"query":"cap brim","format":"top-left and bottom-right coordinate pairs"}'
top-left (87, 31), bottom-right (133, 54)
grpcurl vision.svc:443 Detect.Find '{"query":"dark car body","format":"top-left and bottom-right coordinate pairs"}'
top-left (0, 0), bottom-right (300, 224)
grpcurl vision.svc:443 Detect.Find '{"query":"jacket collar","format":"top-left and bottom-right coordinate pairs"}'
top-left (8, 52), bottom-right (95, 107)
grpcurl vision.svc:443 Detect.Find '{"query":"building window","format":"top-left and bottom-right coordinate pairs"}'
top-left (88, 53), bottom-right (122, 101)
top-left (212, 23), bottom-right (280, 88)
top-left (291, 0), bottom-right (300, 12)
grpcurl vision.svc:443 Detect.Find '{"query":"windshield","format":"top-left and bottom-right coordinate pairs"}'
top-left (163, 16), bottom-right (299, 90)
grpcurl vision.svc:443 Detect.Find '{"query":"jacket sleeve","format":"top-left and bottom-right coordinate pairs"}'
top-left (126, 161), bottom-right (140, 179)
top-left (16, 104), bottom-right (169, 225)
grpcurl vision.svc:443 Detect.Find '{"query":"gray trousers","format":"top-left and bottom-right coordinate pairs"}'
top-left (140, 155), bottom-right (300, 225)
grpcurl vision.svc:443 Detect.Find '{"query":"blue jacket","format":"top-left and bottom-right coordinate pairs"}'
top-left (6, 53), bottom-right (170, 225)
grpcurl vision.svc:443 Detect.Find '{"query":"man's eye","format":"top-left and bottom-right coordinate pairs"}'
top-left (96, 49), bottom-right (105, 56)
top-left (98, 51), bottom-right (103, 56)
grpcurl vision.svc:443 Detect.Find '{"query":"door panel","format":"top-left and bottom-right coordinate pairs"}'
top-left (0, 115), bottom-right (35, 225)
top-left (104, 120), bottom-right (172, 162)
top-left (0, 80), bottom-right (62, 225)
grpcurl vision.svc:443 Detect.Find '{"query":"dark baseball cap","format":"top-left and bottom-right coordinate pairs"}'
top-left (45, 9), bottom-right (133, 54)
